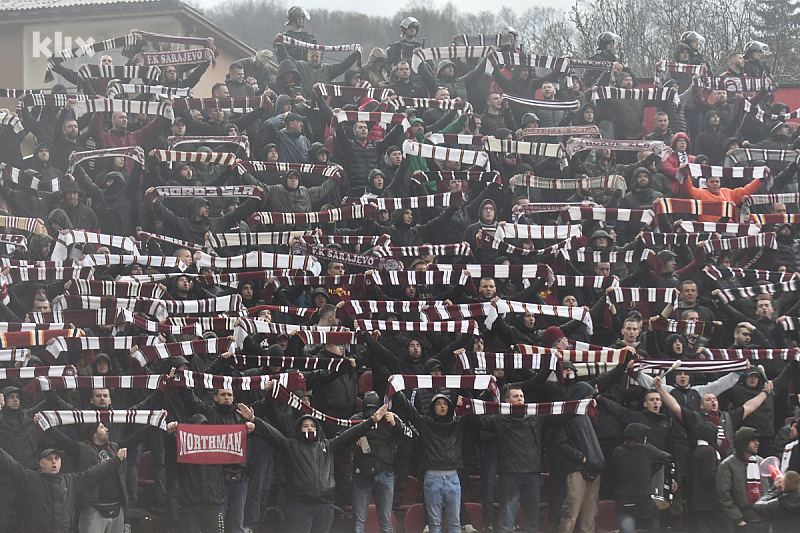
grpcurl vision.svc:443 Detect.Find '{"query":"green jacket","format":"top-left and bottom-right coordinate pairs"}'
top-left (716, 453), bottom-right (768, 524)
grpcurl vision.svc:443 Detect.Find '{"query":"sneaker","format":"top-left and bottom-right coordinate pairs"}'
top-left (463, 526), bottom-right (479, 533)
top-left (123, 525), bottom-right (132, 533)
top-left (423, 527), bottom-right (429, 533)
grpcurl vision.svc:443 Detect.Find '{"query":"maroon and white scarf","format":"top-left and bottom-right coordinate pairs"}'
top-left (649, 316), bottom-right (707, 335)
top-left (642, 232), bottom-right (702, 246)
top-left (250, 205), bottom-right (377, 227)
top-left (270, 382), bottom-right (382, 428)
top-left (196, 271), bottom-right (289, 288)
top-left (747, 455), bottom-right (763, 505)
top-left (517, 343), bottom-right (627, 363)
top-left (68, 146), bottom-right (145, 174)
top-left (430, 263), bottom-right (553, 282)
top-left (703, 266), bottom-right (792, 284)
top-left (18, 94), bottom-right (96, 109)
top-left (145, 184), bottom-right (265, 207)
top-left (654, 198), bottom-right (736, 218)
top-left (457, 398), bottom-right (593, 416)
top-left (172, 96), bottom-right (272, 113)
top-left (117, 311), bottom-right (202, 338)
top-left (171, 370), bottom-right (306, 392)
top-left (232, 318), bottom-right (349, 347)
top-left (37, 409), bottom-right (167, 431)
top-left (716, 279), bottom-right (798, 304)
top-left (677, 221), bottom-right (760, 236)
top-left (135, 48), bottom-right (216, 68)
top-left (162, 294), bottom-right (244, 316)
top-left (487, 51), bottom-right (570, 73)
top-left (77, 64), bottom-right (161, 82)
top-left (687, 164), bottom-right (769, 181)
top-left (0, 365), bottom-right (73, 380)
top-left (387, 374), bottom-right (494, 397)
top-left (126, 30), bottom-right (218, 59)
top-left (553, 275), bottom-right (614, 289)
top-left (275, 34), bottom-right (362, 59)
top-left (513, 174), bottom-right (627, 191)
top-left (369, 270), bottom-right (472, 288)
top-left (522, 125), bottom-right (601, 138)
top-left (608, 287), bottom-right (677, 305)
top-left (151, 150), bottom-right (238, 167)
top-left (703, 233), bottom-right (776, 253)
top-left (726, 148), bottom-right (800, 166)
top-left (332, 110), bottom-right (410, 132)
top-left (693, 76), bottom-right (772, 92)
top-left (355, 320), bottom-right (479, 335)
top-left (44, 34), bottom-right (138, 82)
top-left (412, 45), bottom-right (493, 70)
top-left (740, 192), bottom-right (800, 219)
top-left (427, 134), bottom-right (484, 146)
top-left (495, 223), bottom-right (582, 240)
top-left (300, 234), bottom-right (389, 247)
top-left (424, 300), bottom-right (593, 332)
top-left (456, 33), bottom-right (515, 47)
top-left (371, 243), bottom-right (471, 258)
top-left (591, 86), bottom-right (679, 104)
top-left (296, 331), bottom-right (359, 345)
top-left (512, 202), bottom-right (596, 221)
top-left (247, 305), bottom-right (316, 319)
top-left (0, 348), bottom-right (31, 363)
top-left (480, 233), bottom-right (586, 258)
top-left (412, 171), bottom-right (502, 187)
top-left (69, 280), bottom-right (166, 299)
top-left (559, 248), bottom-right (655, 264)
top-left (78, 254), bottom-right (186, 271)
top-left (0, 215), bottom-right (46, 234)
top-left (230, 354), bottom-right (345, 371)
top-left (631, 359), bottom-right (748, 374)
top-left (561, 206), bottom-right (654, 225)
top-left (349, 192), bottom-right (463, 210)
top-left (402, 140), bottom-right (489, 167)
top-left (237, 160), bottom-right (343, 179)
top-left (339, 300), bottom-right (438, 318)
top-left (391, 97), bottom-right (469, 111)
top-left (0, 111), bottom-right (24, 135)
top-left (0, 165), bottom-right (59, 192)
top-left (36, 374), bottom-right (164, 391)
top-left (43, 335), bottom-right (160, 362)
top-left (654, 60), bottom-right (707, 76)
top-left (72, 96), bottom-right (172, 121)
top-left (779, 317), bottom-right (800, 332)
top-left (30, 309), bottom-right (124, 326)
top-left (315, 83), bottom-right (393, 101)
top-left (0, 89), bottom-right (42, 98)
top-left (455, 350), bottom-right (558, 372)
top-left (701, 348), bottom-right (800, 361)
top-left (106, 83), bottom-right (192, 98)
top-left (260, 274), bottom-right (365, 301)
top-left (206, 231), bottom-right (308, 249)
top-left (484, 138), bottom-right (565, 159)
top-left (51, 230), bottom-right (138, 260)
top-left (4, 266), bottom-right (94, 283)
top-left (137, 231), bottom-right (203, 252)
top-left (0, 321), bottom-right (67, 332)
top-left (195, 251), bottom-right (321, 275)
top-left (500, 93), bottom-right (581, 111)
top-left (749, 214), bottom-right (800, 225)
top-left (131, 338), bottom-right (235, 368)
top-left (743, 99), bottom-right (800, 124)
top-left (290, 241), bottom-right (401, 272)
top-left (52, 295), bottom-right (168, 320)
top-left (164, 316), bottom-right (238, 332)
top-left (565, 138), bottom-right (672, 159)
top-left (168, 135), bottom-right (249, 156)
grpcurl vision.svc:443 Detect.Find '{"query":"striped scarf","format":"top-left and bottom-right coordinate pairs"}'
top-left (168, 135), bottom-right (249, 155)
top-left (654, 198), bottom-right (736, 218)
top-left (703, 233), bottom-right (776, 253)
top-left (0, 321), bottom-right (63, 333)
top-left (386, 374), bottom-right (494, 397)
top-left (701, 348), bottom-right (799, 361)
top-left (562, 206), bottom-right (653, 225)
top-left (411, 45), bottom-right (493, 70)
top-left (0, 329), bottom-right (81, 349)
top-left (138, 231), bottom-right (203, 252)
top-left (237, 160), bottom-right (342, 179)
top-left (391, 97), bottom-right (469, 111)
top-left (72, 97), bottom-right (172, 121)
top-left (18, 94), bottom-right (96, 108)
top-left (170, 370), bottom-right (306, 392)
top-left (164, 316), bottom-right (238, 332)
top-left (195, 251), bottom-right (321, 275)
top-left (1, 165), bottom-right (59, 192)
top-left (654, 60), bottom-right (706, 76)
top-left (642, 232), bottom-right (703, 246)
top-left (0, 366), bottom-right (74, 379)
top-left (703, 266), bottom-right (792, 283)
top-left (565, 138), bottom-right (672, 159)
top-left (247, 305), bottom-right (316, 319)
top-left (591, 86), bottom-right (678, 104)
top-left (250, 205), bottom-right (377, 227)
top-left (276, 34), bottom-right (361, 58)
top-left (206, 231), bottom-right (309, 249)
top-left (36, 374), bottom-right (164, 391)
top-left (3, 266), bottom-right (93, 283)
top-left (0, 111), bottom-right (23, 135)
top-left (232, 318), bottom-right (349, 347)
top-left (260, 274), bottom-right (365, 301)
top-left (371, 243), bottom-right (471, 258)
top-left (512, 174), bottom-right (626, 191)
top-left (565, 58), bottom-right (614, 71)
top-left (553, 275), bottom-right (614, 289)
top-left (172, 96), bottom-right (272, 113)
top-left (487, 51), bottom-right (570, 73)
top-left (457, 398), bottom-right (593, 416)
top-left (677, 221), bottom-right (760, 236)
top-left (0, 89), bottom-right (42, 98)
top-left (135, 48), bottom-right (216, 68)
top-left (412, 170), bottom-right (502, 187)
top-left (424, 300), bottom-right (593, 333)
top-left (290, 241), bottom-right (401, 272)
top-left (480, 233), bottom-right (586, 258)
top-left (270, 382), bottom-right (380, 428)
top-left (749, 214), bottom-right (800, 225)
top-left (609, 287), bottom-right (677, 305)
top-left (349, 192), bottom-right (462, 210)
top-left (430, 263), bottom-right (554, 282)
top-left (300, 234), bottom-right (389, 247)
top-left (495, 223), bottom-right (582, 240)
top-left (0, 348), bottom-right (31, 363)
top-left (296, 331), bottom-right (359, 345)
top-left (68, 146), bottom-right (145, 174)
top-left (741, 192), bottom-right (800, 218)
top-left (693, 76), bottom-right (771, 92)
top-left (743, 99), bottom-right (800, 124)
top-left (716, 279), bottom-right (797, 303)
top-left (77, 64), bottom-right (161, 82)
top-left (522, 125), bottom-right (601, 138)
top-left (146, 185), bottom-right (266, 209)
top-left (339, 300), bottom-right (437, 318)
top-left (0, 215), bottom-right (46, 234)
top-left (126, 31), bottom-right (218, 58)
top-left (315, 83), bottom-right (392, 100)
top-left (231, 355), bottom-right (345, 371)
top-left (402, 140), bottom-right (489, 167)
top-left (500, 93), bottom-right (581, 110)
top-left (37, 410), bottom-right (167, 431)
top-left (779, 317), bottom-right (800, 331)
top-left (687, 164), bottom-right (769, 180)
top-left (51, 230), bottom-right (138, 260)
top-left (44, 34), bottom-right (138, 82)
top-left (558, 248), bottom-right (655, 265)
top-left (631, 359), bottom-right (748, 374)
top-left (53, 295), bottom-right (168, 320)
top-left (78, 254), bottom-right (186, 271)
top-left (69, 280), bottom-right (166, 299)
top-left (151, 150), bottom-right (238, 166)
top-left (726, 148), bottom-right (800, 166)
top-left (455, 350), bottom-right (558, 372)
top-left (484, 138), bottom-right (566, 159)
top-left (162, 295), bottom-right (244, 316)
top-left (355, 320), bottom-right (479, 335)
top-left (333, 110), bottom-right (410, 131)
top-left (456, 33), bottom-right (515, 47)
top-left (747, 456), bottom-right (763, 505)
top-left (118, 311), bottom-right (202, 338)
top-left (512, 202), bottom-right (596, 220)
top-left (368, 270), bottom-right (473, 288)
top-left (106, 83), bottom-right (192, 98)
top-left (131, 338), bottom-right (235, 368)
top-left (517, 343), bottom-right (627, 363)
top-left (647, 316), bottom-right (707, 336)
top-left (30, 309), bottom-right (124, 326)
top-left (427, 134), bottom-right (484, 146)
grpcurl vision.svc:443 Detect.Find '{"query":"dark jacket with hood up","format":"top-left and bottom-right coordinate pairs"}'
top-left (610, 423), bottom-right (673, 511)
top-left (73, 166), bottom-right (138, 236)
top-left (393, 392), bottom-right (466, 472)
top-left (695, 110), bottom-right (728, 165)
top-left (717, 426), bottom-right (768, 525)
top-left (617, 166), bottom-right (664, 243)
top-left (154, 196), bottom-right (261, 245)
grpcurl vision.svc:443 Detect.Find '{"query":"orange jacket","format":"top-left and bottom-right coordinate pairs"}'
top-left (680, 177), bottom-right (763, 222)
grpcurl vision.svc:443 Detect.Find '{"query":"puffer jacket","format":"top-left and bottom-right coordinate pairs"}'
top-left (253, 413), bottom-right (374, 503)
top-left (755, 486), bottom-right (800, 531)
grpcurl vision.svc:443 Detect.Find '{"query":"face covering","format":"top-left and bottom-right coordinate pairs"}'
top-left (563, 373), bottom-right (576, 384)
top-left (303, 430), bottom-right (316, 442)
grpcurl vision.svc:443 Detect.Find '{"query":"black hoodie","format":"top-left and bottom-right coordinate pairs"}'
top-left (393, 392), bottom-right (465, 471)
top-left (690, 420), bottom-right (724, 511)
top-left (610, 422), bottom-right (673, 511)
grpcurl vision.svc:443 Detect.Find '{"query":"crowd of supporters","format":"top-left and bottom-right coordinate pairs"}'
top-left (2, 10), bottom-right (800, 533)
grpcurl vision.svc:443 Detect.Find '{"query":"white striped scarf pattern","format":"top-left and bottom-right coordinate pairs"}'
top-left (36, 374), bottom-right (163, 391)
top-left (232, 318), bottom-right (348, 348)
top-left (562, 206), bottom-right (653, 224)
top-left (18, 94), bottom-right (96, 108)
top-left (457, 398), bottom-right (592, 416)
top-left (480, 233), bottom-right (586, 258)
top-left (392, 97), bottom-right (469, 110)
top-left (591, 86), bottom-right (679, 104)
top-left (430, 263), bottom-right (553, 281)
top-left (29, 309), bottom-right (123, 326)
top-left (300, 234), bottom-right (389, 246)
top-left (726, 148), bottom-right (800, 166)
top-left (250, 205), bottom-right (377, 227)
top-left (0, 366), bottom-right (73, 379)
top-left (455, 350), bottom-right (557, 372)
top-left (653, 198), bottom-right (736, 218)
top-left (522, 125), bottom-right (601, 138)
top-left (700, 348), bottom-right (799, 361)
top-left (609, 287), bottom-right (677, 305)
top-left (779, 317), bottom-right (800, 331)
top-left (51, 230), bottom-right (138, 260)
top-left (151, 150), bottom-right (238, 166)
top-left (118, 311), bottom-right (202, 338)
top-left (0, 348), bottom-right (31, 363)
top-left (71, 97), bottom-right (173, 120)
top-left (654, 60), bottom-right (707, 75)
top-left (247, 304), bottom-right (315, 320)
top-left (716, 279), bottom-right (798, 304)
top-left (386, 374), bottom-right (493, 397)
top-left (559, 248), bottom-right (655, 264)
top-left (500, 93), bottom-right (581, 110)
top-left (369, 270), bottom-right (472, 288)
top-left (67, 146), bottom-right (145, 174)
top-left (131, 338), bottom-right (235, 368)
top-left (517, 343), bottom-right (627, 363)
top-left (4, 266), bottom-right (94, 283)
top-left (77, 64), bottom-right (161, 82)
top-left (350, 192), bottom-right (461, 210)
top-left (703, 233), bottom-right (776, 253)
top-left (1, 164), bottom-right (59, 192)
top-left (749, 214), bottom-right (800, 225)
top-left (276, 34), bottom-right (362, 55)
top-left (677, 221), bottom-right (760, 236)
top-left (314, 83), bottom-right (392, 100)
top-left (44, 336), bottom-right (161, 362)
top-left (44, 34), bottom-right (138, 81)
top-left (427, 134), bottom-right (484, 146)
top-left (77, 254), bottom-right (186, 271)
top-left (371, 243), bottom-right (471, 258)
top-left (167, 135), bottom-right (249, 155)
top-left (296, 331), bottom-right (359, 345)
top-left (0, 322), bottom-right (66, 332)
top-left (164, 316), bottom-right (238, 332)
top-left (236, 160), bottom-right (342, 178)
top-left (565, 138), bottom-right (672, 159)
top-left (494, 223), bottom-right (583, 241)
top-left (137, 231), bottom-right (204, 252)
top-left (693, 76), bottom-right (771, 92)
top-left (487, 51), bottom-right (570, 73)
top-left (649, 316), bottom-right (706, 335)
top-left (161, 294), bottom-right (244, 316)
top-left (411, 45), bottom-right (493, 70)
top-left (512, 202), bottom-right (596, 221)
top-left (455, 33), bottom-right (514, 47)
top-left (355, 320), bottom-right (479, 335)
top-left (172, 96), bottom-right (272, 113)
top-left (424, 300), bottom-right (593, 333)
top-left (740, 193), bottom-right (800, 221)
top-left (333, 110), bottom-right (410, 131)
top-left (743, 99), bottom-right (800, 124)
top-left (52, 295), bottom-right (168, 320)
top-left (195, 251), bottom-right (321, 275)
top-left (339, 300), bottom-right (437, 317)
top-left (37, 410), bottom-right (167, 431)
top-left (230, 355), bottom-right (346, 371)
top-left (483, 138), bottom-right (565, 158)
top-left (206, 231), bottom-right (309, 249)
top-left (0, 215), bottom-right (46, 234)
top-left (70, 280), bottom-right (166, 299)
top-left (641, 233), bottom-right (703, 246)
top-left (703, 266), bottom-right (792, 283)
top-left (687, 164), bottom-right (769, 180)
top-left (402, 140), bottom-right (489, 166)
top-left (513, 174), bottom-right (627, 191)
top-left (631, 359), bottom-right (748, 374)
top-left (106, 83), bottom-right (192, 98)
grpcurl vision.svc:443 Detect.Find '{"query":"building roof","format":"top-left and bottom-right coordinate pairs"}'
top-left (0, 0), bottom-right (160, 10)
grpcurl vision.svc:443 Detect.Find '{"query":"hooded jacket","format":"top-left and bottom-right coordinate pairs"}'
top-left (690, 421), bottom-right (725, 512)
top-left (611, 423), bottom-right (673, 510)
top-left (664, 44), bottom-right (695, 92)
top-left (0, 401), bottom-right (44, 468)
top-left (550, 382), bottom-right (606, 474)
top-left (776, 223), bottom-right (800, 272)
top-left (350, 392), bottom-right (410, 475)
top-left (393, 392), bottom-right (465, 471)
top-left (695, 111), bottom-right (728, 165)
top-left (717, 426), bottom-right (768, 524)
top-left (275, 43), bottom-right (360, 98)
top-left (155, 195), bottom-right (262, 245)
top-left (618, 166), bottom-right (664, 243)
top-left (263, 112), bottom-right (312, 164)
top-left (268, 58), bottom-right (303, 97)
top-left (662, 132), bottom-right (697, 195)
top-left (754, 485), bottom-right (800, 531)
top-left (419, 59), bottom-right (487, 101)
top-left (253, 413), bottom-right (374, 503)
top-left (241, 169), bottom-right (338, 218)
top-left (360, 47), bottom-right (390, 88)
top-left (73, 166), bottom-right (138, 236)
top-left (726, 361), bottom-right (797, 438)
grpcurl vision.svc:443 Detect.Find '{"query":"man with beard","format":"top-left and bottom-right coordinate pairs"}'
top-left (616, 166), bottom-right (663, 244)
top-left (717, 427), bottom-right (771, 532)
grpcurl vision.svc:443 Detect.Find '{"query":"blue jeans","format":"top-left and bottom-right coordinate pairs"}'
top-left (616, 502), bottom-right (659, 533)
top-left (285, 501), bottom-right (335, 533)
top-left (223, 476), bottom-right (248, 533)
top-left (244, 436), bottom-right (274, 529)
top-left (498, 472), bottom-right (540, 533)
top-left (423, 471), bottom-right (461, 533)
top-left (352, 471), bottom-right (394, 533)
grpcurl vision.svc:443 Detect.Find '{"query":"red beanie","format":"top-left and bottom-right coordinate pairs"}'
top-left (542, 326), bottom-right (565, 348)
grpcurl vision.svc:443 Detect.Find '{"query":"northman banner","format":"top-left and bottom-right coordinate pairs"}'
top-left (176, 424), bottom-right (247, 464)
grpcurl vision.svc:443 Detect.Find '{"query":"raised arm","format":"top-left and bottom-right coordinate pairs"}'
top-left (652, 375), bottom-right (683, 421)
